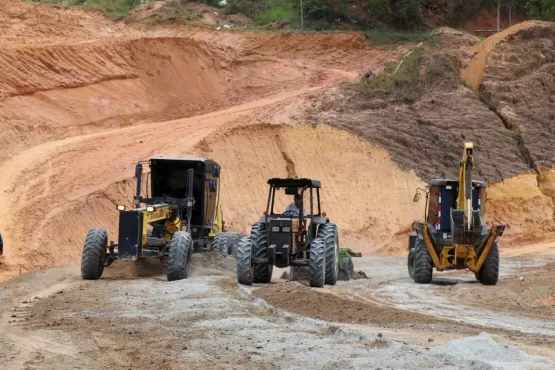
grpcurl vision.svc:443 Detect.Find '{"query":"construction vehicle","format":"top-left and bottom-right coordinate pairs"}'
top-left (408, 143), bottom-right (505, 285)
top-left (338, 248), bottom-right (361, 280)
top-left (236, 178), bottom-right (342, 288)
top-left (80, 157), bottom-right (240, 281)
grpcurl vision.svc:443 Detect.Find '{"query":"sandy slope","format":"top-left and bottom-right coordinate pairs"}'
top-left (0, 0), bottom-right (410, 280)
top-left (196, 124), bottom-right (425, 252)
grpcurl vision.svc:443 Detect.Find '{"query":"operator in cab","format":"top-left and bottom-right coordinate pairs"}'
top-left (285, 194), bottom-right (307, 217)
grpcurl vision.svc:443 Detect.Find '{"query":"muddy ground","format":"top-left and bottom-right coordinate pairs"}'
top-left (1, 250), bottom-right (554, 370)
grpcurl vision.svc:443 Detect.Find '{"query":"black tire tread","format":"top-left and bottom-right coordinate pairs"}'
top-left (408, 248), bottom-right (416, 280)
top-left (309, 237), bottom-right (326, 287)
top-left (318, 223), bottom-right (338, 285)
top-left (236, 236), bottom-right (253, 285)
top-left (478, 243), bottom-right (499, 285)
top-left (251, 223), bottom-right (272, 283)
top-left (226, 232), bottom-right (242, 256)
top-left (81, 228), bottom-right (107, 280)
top-left (212, 233), bottom-right (229, 254)
top-left (413, 236), bottom-right (433, 284)
top-left (167, 231), bottom-right (192, 281)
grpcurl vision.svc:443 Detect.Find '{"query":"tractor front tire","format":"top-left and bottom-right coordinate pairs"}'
top-left (226, 232), bottom-right (242, 257)
top-left (318, 223), bottom-right (339, 285)
top-left (251, 223), bottom-right (272, 284)
top-left (236, 236), bottom-right (253, 285)
top-left (167, 231), bottom-right (192, 281)
top-left (413, 236), bottom-right (433, 284)
top-left (212, 233), bottom-right (229, 254)
top-left (408, 247), bottom-right (416, 280)
top-left (81, 228), bottom-right (107, 280)
top-left (309, 237), bottom-right (326, 288)
top-left (478, 243), bottom-right (499, 285)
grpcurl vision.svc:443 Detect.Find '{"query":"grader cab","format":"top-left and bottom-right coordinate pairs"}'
top-left (408, 143), bottom-right (505, 285)
top-left (80, 157), bottom-right (239, 282)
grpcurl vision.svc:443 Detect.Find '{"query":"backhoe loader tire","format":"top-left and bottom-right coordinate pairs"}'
top-left (309, 237), bottom-right (326, 288)
top-left (251, 223), bottom-right (272, 283)
top-left (408, 247), bottom-right (416, 280)
top-left (81, 228), bottom-right (107, 280)
top-left (478, 243), bottom-right (499, 285)
top-left (413, 237), bottom-right (433, 284)
top-left (318, 223), bottom-right (339, 285)
top-left (212, 233), bottom-right (229, 254)
top-left (167, 231), bottom-right (192, 281)
top-left (236, 236), bottom-right (253, 285)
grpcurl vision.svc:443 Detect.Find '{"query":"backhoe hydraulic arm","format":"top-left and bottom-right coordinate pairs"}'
top-left (457, 142), bottom-right (474, 231)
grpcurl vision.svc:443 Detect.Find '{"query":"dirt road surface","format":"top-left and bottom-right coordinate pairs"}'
top-left (1, 2), bottom-right (555, 369)
top-left (1, 251), bottom-right (555, 369)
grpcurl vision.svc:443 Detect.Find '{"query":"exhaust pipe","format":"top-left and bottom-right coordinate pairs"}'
top-left (135, 163), bottom-right (143, 209)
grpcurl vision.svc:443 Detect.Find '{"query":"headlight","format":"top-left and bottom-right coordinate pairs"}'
top-left (117, 205), bottom-right (125, 211)
top-left (282, 227), bottom-right (291, 233)
top-left (146, 206), bottom-right (155, 212)
top-left (271, 226), bottom-right (280, 232)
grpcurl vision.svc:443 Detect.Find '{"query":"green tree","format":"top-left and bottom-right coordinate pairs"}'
top-left (525, 0), bottom-right (555, 20)
top-left (393, 0), bottom-right (423, 30)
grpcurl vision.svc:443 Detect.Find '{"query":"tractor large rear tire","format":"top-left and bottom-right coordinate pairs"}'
top-left (251, 223), bottom-right (272, 283)
top-left (167, 231), bottom-right (192, 281)
top-left (236, 236), bottom-right (253, 285)
top-left (318, 223), bottom-right (339, 285)
top-left (478, 243), bottom-right (499, 285)
top-left (81, 228), bottom-right (107, 280)
top-left (309, 237), bottom-right (326, 288)
top-left (413, 236), bottom-right (433, 284)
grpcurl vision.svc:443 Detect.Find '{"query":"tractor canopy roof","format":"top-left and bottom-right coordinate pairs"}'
top-left (267, 178), bottom-right (321, 189)
top-left (149, 157), bottom-right (219, 165)
top-left (429, 178), bottom-right (488, 188)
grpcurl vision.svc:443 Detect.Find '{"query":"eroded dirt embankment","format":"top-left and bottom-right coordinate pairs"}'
top-left (305, 21), bottom-right (555, 249)
top-left (0, 0), bottom-right (410, 280)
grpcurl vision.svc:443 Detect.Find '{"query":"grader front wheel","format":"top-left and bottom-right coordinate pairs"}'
top-left (81, 228), bottom-right (107, 280)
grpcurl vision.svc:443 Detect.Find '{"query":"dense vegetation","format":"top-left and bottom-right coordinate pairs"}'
top-left (28, 0), bottom-right (555, 27)
top-left (222, 0), bottom-right (554, 30)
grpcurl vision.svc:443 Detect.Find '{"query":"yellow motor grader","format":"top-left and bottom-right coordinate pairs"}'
top-left (80, 157), bottom-right (240, 281)
top-left (408, 142), bottom-right (505, 285)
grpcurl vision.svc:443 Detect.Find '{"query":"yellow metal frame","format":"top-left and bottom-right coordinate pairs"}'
top-left (414, 141), bottom-right (504, 273)
top-left (209, 202), bottom-right (224, 238)
top-left (140, 205), bottom-right (180, 246)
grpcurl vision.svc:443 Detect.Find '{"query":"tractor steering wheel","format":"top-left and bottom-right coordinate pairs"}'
top-left (283, 210), bottom-right (299, 217)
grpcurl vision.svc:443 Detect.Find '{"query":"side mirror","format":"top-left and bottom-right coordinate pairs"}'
top-left (413, 192), bottom-right (421, 202)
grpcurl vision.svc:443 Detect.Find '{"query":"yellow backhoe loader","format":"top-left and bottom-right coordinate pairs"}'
top-left (408, 143), bottom-right (505, 285)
